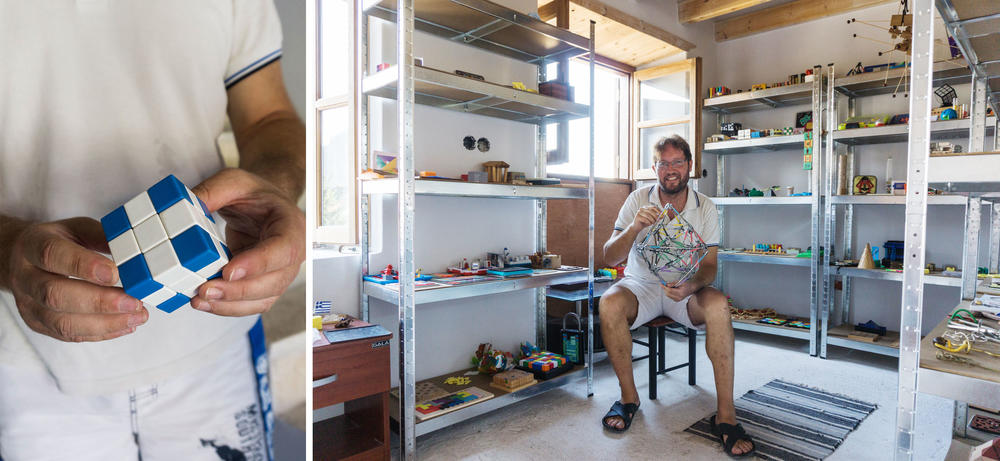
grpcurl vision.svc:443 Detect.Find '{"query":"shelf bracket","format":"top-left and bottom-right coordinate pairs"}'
top-left (451, 18), bottom-right (513, 44)
top-left (759, 96), bottom-right (780, 108)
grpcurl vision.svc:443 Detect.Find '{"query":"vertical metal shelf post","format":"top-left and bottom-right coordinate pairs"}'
top-left (895, 0), bottom-right (934, 457)
top-left (395, 0), bottom-right (417, 458)
top-left (820, 64), bottom-right (836, 358)
top-left (990, 204), bottom-right (1000, 273)
top-left (534, 58), bottom-right (548, 351)
top-left (808, 65), bottom-right (823, 357)
top-left (586, 20), bottom-right (596, 397)
top-left (357, 0), bottom-right (371, 322)
top-left (841, 95), bottom-right (856, 325)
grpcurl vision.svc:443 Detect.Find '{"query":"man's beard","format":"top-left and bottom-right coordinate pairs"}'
top-left (658, 175), bottom-right (688, 195)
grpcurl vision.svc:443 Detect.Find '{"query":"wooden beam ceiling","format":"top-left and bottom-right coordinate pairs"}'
top-left (678, 0), bottom-right (773, 24)
top-left (715, 0), bottom-right (892, 41)
top-left (539, 0), bottom-right (696, 52)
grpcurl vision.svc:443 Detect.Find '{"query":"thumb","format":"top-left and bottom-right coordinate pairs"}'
top-left (63, 217), bottom-right (112, 254)
top-left (192, 168), bottom-right (256, 212)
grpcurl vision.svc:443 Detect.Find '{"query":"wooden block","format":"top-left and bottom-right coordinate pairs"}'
top-left (848, 331), bottom-right (880, 343)
top-left (489, 379), bottom-right (538, 393)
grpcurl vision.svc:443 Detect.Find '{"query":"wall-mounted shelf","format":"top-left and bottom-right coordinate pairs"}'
top-left (825, 324), bottom-right (900, 357)
top-left (827, 194), bottom-right (967, 205)
top-left (917, 304), bottom-right (1000, 410)
top-left (704, 82), bottom-right (814, 113)
top-left (389, 365), bottom-right (588, 437)
top-left (832, 117), bottom-right (996, 146)
top-left (718, 252), bottom-right (812, 267)
top-left (831, 60), bottom-right (970, 98)
top-left (731, 318), bottom-right (813, 340)
top-left (711, 196), bottom-right (812, 206)
top-left (703, 134), bottom-right (805, 155)
top-left (833, 266), bottom-right (963, 287)
top-left (362, 178), bottom-right (588, 199)
top-left (363, 65), bottom-right (589, 124)
top-left (367, 0), bottom-right (590, 63)
top-left (364, 268), bottom-right (588, 305)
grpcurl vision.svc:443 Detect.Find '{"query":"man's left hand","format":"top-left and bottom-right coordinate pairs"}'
top-left (189, 168), bottom-right (305, 316)
top-left (661, 279), bottom-right (700, 302)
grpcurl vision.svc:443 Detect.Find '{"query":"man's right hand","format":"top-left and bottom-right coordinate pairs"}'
top-left (4, 218), bottom-right (148, 342)
top-left (630, 206), bottom-right (662, 232)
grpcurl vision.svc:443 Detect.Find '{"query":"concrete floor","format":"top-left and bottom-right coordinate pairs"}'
top-left (393, 330), bottom-right (957, 460)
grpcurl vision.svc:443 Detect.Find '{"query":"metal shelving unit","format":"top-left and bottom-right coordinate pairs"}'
top-left (704, 133), bottom-right (805, 155)
top-left (362, 64), bottom-right (590, 123)
top-left (819, 56), bottom-right (993, 359)
top-left (832, 117), bottom-right (995, 146)
top-left (711, 196), bottom-right (812, 205)
top-left (709, 68), bottom-right (824, 355)
top-left (704, 81), bottom-right (814, 113)
top-left (718, 251), bottom-right (812, 267)
top-left (895, 1), bottom-right (1000, 458)
top-left (363, 267), bottom-right (588, 305)
top-left (355, 1), bottom-right (595, 457)
top-left (361, 178), bottom-right (588, 199)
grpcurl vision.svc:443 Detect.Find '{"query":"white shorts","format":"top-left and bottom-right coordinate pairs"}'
top-left (0, 332), bottom-right (267, 461)
top-left (614, 276), bottom-right (704, 331)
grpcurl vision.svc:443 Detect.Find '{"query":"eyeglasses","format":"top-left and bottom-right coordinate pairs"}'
top-left (654, 159), bottom-right (688, 170)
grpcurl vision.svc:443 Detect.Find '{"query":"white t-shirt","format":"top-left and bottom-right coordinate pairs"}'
top-left (614, 185), bottom-right (720, 284)
top-left (0, 1), bottom-right (282, 395)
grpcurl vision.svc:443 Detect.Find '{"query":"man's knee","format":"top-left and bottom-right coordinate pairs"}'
top-left (601, 288), bottom-right (637, 326)
top-left (697, 287), bottom-right (730, 320)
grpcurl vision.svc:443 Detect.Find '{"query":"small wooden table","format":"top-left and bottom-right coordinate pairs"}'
top-left (313, 325), bottom-right (392, 461)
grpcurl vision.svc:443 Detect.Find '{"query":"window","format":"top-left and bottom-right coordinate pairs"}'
top-left (545, 59), bottom-right (630, 179)
top-left (632, 58), bottom-right (702, 180)
top-left (313, 0), bottom-right (356, 244)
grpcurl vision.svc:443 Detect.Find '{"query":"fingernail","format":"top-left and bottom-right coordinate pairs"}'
top-left (118, 297), bottom-right (140, 313)
top-left (205, 287), bottom-right (223, 300)
top-left (194, 300), bottom-right (212, 312)
top-left (128, 311), bottom-right (147, 328)
top-left (96, 264), bottom-right (115, 284)
top-left (229, 268), bottom-right (246, 282)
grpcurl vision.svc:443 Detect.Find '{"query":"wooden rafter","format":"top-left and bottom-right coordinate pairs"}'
top-left (678, 0), bottom-right (773, 24)
top-left (539, 0), bottom-right (696, 52)
top-left (715, 0), bottom-right (892, 41)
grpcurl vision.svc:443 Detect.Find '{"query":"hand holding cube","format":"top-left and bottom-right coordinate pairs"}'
top-left (102, 175), bottom-right (230, 313)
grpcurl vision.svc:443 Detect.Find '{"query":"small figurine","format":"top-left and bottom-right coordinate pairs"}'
top-left (380, 264), bottom-right (397, 280)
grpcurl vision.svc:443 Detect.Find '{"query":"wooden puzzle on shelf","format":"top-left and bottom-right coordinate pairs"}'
top-left (414, 387), bottom-right (494, 421)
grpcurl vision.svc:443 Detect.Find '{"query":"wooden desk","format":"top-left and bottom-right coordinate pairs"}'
top-left (314, 325), bottom-right (392, 461)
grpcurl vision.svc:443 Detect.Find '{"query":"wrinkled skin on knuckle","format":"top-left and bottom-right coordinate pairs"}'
top-left (52, 315), bottom-right (75, 340)
top-left (40, 280), bottom-right (61, 309)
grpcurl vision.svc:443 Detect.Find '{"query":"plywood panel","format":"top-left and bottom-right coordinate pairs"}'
top-left (678, 0), bottom-right (773, 24)
top-left (714, 0), bottom-right (891, 42)
top-left (538, 0), bottom-right (689, 67)
top-left (546, 179), bottom-right (634, 269)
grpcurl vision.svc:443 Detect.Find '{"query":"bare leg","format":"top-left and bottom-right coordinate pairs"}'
top-left (599, 285), bottom-right (640, 430)
top-left (687, 287), bottom-right (751, 455)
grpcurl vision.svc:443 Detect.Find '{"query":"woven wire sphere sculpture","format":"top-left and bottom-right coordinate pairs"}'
top-left (636, 204), bottom-right (711, 287)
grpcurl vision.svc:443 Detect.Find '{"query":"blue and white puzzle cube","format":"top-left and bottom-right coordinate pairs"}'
top-left (101, 175), bottom-right (231, 313)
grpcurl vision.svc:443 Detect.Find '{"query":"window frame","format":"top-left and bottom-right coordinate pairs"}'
top-left (312, 0), bottom-right (358, 245)
top-left (545, 57), bottom-right (633, 181)
top-left (631, 57), bottom-right (702, 181)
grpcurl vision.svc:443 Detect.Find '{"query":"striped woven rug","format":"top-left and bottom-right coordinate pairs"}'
top-left (684, 379), bottom-right (877, 460)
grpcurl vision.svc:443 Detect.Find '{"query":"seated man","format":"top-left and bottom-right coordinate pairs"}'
top-left (600, 135), bottom-right (755, 457)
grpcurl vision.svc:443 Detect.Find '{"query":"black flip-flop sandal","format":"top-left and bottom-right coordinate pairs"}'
top-left (602, 400), bottom-right (639, 433)
top-left (711, 415), bottom-right (757, 458)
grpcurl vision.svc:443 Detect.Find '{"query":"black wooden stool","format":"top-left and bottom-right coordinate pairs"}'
top-left (631, 315), bottom-right (696, 399)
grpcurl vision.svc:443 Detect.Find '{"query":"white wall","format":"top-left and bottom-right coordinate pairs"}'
top-left (275, 0), bottom-right (307, 119)
top-left (709, 2), bottom-right (995, 332)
